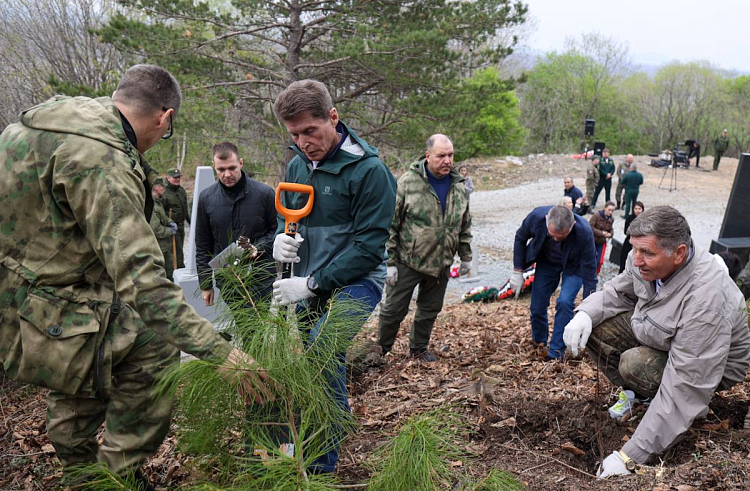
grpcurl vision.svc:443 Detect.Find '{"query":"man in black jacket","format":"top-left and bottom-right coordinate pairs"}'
top-left (196, 141), bottom-right (277, 306)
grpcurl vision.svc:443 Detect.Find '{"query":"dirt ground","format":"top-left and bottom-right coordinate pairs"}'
top-left (1, 155), bottom-right (748, 490)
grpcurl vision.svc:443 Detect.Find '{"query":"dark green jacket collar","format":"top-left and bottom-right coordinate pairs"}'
top-left (289, 122), bottom-right (377, 174)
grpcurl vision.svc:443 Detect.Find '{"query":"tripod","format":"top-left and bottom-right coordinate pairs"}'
top-left (658, 156), bottom-right (678, 192)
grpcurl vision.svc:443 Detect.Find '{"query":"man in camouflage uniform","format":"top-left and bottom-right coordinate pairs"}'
top-left (713, 129), bottom-right (730, 171)
top-left (378, 134), bottom-right (472, 362)
top-left (0, 65), bottom-right (273, 486)
top-left (149, 178), bottom-right (177, 281)
top-left (614, 154), bottom-right (633, 210)
top-left (585, 157), bottom-right (599, 211)
top-left (162, 168), bottom-right (190, 268)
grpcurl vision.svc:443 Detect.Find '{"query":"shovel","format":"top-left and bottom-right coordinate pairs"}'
top-left (274, 183), bottom-right (314, 279)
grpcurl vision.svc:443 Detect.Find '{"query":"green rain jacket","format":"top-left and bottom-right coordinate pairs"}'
top-left (276, 123), bottom-right (397, 293)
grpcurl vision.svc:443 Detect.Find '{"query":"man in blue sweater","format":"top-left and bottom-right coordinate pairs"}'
top-left (510, 205), bottom-right (598, 360)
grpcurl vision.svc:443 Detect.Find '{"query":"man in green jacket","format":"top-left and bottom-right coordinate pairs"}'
top-left (378, 134), bottom-right (472, 361)
top-left (0, 65), bottom-right (272, 487)
top-left (713, 129), bottom-right (730, 171)
top-left (620, 163), bottom-right (644, 218)
top-left (149, 177), bottom-right (177, 280)
top-left (592, 148), bottom-right (615, 208)
top-left (271, 79), bottom-right (397, 473)
top-left (162, 167), bottom-right (190, 268)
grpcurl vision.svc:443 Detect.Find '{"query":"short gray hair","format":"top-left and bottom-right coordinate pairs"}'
top-left (426, 134), bottom-right (452, 151)
top-left (274, 79), bottom-right (332, 121)
top-left (627, 206), bottom-right (691, 254)
top-left (113, 64), bottom-right (182, 116)
top-left (548, 205), bottom-right (574, 231)
top-left (629, 162), bottom-right (638, 171)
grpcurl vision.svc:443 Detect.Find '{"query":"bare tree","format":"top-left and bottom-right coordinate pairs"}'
top-left (0, 0), bottom-right (126, 128)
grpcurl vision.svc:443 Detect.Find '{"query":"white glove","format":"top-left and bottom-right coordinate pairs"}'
top-left (272, 276), bottom-right (315, 306)
top-left (458, 260), bottom-right (472, 276)
top-left (597, 451), bottom-right (632, 479)
top-left (386, 266), bottom-right (398, 286)
top-left (273, 233), bottom-right (303, 263)
top-left (562, 311), bottom-right (593, 357)
top-left (509, 271), bottom-right (524, 299)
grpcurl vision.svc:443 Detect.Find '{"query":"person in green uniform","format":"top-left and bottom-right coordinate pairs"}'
top-left (620, 162), bottom-right (644, 218)
top-left (614, 154), bottom-right (633, 210)
top-left (592, 148), bottom-right (615, 208)
top-left (0, 64), bottom-right (274, 488)
top-left (713, 129), bottom-right (729, 171)
top-left (149, 177), bottom-right (177, 280)
top-left (162, 168), bottom-right (191, 268)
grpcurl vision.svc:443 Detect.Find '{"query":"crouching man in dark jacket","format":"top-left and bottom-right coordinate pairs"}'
top-left (511, 205), bottom-right (598, 360)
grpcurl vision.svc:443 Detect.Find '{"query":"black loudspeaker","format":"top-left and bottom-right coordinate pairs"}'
top-left (584, 119), bottom-right (596, 136)
top-left (593, 142), bottom-right (605, 157)
top-left (710, 153), bottom-right (750, 265)
top-left (719, 153), bottom-right (750, 239)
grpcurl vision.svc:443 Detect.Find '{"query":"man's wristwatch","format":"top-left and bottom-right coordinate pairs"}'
top-left (306, 275), bottom-right (322, 295)
top-left (618, 450), bottom-right (637, 471)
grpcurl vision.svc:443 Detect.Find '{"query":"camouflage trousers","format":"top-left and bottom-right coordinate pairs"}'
top-left (586, 312), bottom-right (736, 397)
top-left (585, 312), bottom-right (667, 397)
top-left (175, 229), bottom-right (185, 269)
top-left (585, 178), bottom-right (597, 202)
top-left (47, 303), bottom-right (179, 475)
top-left (159, 246), bottom-right (174, 281)
top-left (378, 262), bottom-right (449, 351)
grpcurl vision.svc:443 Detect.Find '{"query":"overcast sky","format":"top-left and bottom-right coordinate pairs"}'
top-left (524, 0), bottom-right (747, 72)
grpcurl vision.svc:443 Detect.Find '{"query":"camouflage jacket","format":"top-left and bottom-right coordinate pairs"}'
top-left (0, 96), bottom-right (231, 392)
top-left (714, 135), bottom-right (730, 153)
top-left (162, 183), bottom-right (190, 230)
top-left (586, 161), bottom-right (600, 185)
top-left (150, 198), bottom-right (173, 252)
top-left (387, 159), bottom-right (472, 277)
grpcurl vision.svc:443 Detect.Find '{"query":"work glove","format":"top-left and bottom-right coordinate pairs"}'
top-left (168, 222), bottom-right (178, 235)
top-left (386, 266), bottom-right (398, 286)
top-left (273, 276), bottom-right (315, 306)
top-left (458, 260), bottom-right (472, 276)
top-left (597, 451), bottom-right (632, 479)
top-left (562, 311), bottom-right (593, 357)
top-left (509, 271), bottom-right (524, 299)
top-left (273, 233), bottom-right (303, 263)
top-left (217, 348), bottom-right (276, 405)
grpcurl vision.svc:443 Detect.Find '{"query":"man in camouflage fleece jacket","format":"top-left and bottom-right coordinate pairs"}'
top-left (378, 134), bottom-right (472, 362)
top-left (0, 65), bottom-right (272, 484)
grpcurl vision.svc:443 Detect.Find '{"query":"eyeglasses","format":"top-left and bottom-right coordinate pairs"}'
top-left (161, 111), bottom-right (173, 140)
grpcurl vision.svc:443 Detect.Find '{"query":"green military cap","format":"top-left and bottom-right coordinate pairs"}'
top-left (167, 168), bottom-right (182, 177)
top-left (153, 177), bottom-right (165, 186)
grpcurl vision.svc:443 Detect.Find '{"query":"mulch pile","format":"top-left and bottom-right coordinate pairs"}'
top-left (2, 299), bottom-right (749, 490)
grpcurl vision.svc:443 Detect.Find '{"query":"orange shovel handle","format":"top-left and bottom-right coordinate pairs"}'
top-left (275, 183), bottom-right (315, 234)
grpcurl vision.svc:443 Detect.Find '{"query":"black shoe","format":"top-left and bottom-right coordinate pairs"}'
top-left (543, 355), bottom-right (559, 362)
top-left (133, 471), bottom-right (156, 491)
top-left (380, 344), bottom-right (392, 356)
top-left (410, 348), bottom-right (436, 362)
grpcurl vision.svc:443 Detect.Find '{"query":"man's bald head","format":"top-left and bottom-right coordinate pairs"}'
top-left (426, 134), bottom-right (452, 152)
top-left (425, 134), bottom-right (454, 178)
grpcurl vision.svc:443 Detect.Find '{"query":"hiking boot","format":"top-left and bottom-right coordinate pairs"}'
top-left (608, 389), bottom-right (635, 421)
top-left (380, 344), bottom-right (392, 356)
top-left (410, 348), bottom-right (436, 362)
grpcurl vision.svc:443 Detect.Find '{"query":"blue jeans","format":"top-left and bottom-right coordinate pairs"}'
top-left (530, 261), bottom-right (583, 359)
top-left (297, 279), bottom-right (381, 472)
